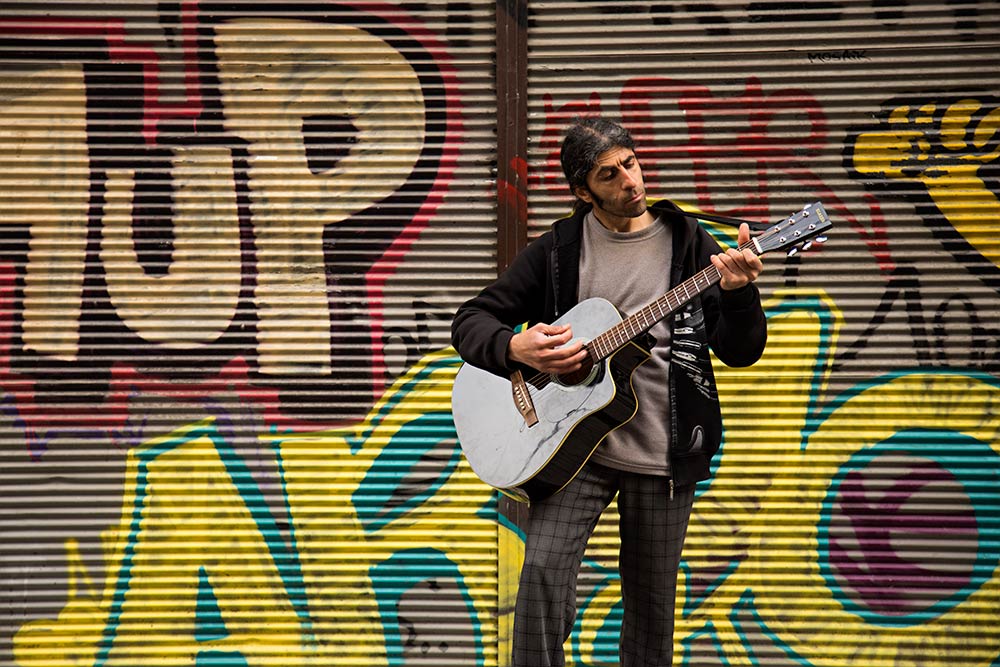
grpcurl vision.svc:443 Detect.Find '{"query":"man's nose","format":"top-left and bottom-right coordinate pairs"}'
top-left (620, 169), bottom-right (638, 189)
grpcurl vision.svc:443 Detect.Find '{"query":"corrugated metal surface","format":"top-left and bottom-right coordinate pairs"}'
top-left (0, 1), bottom-right (500, 665)
top-left (525, 1), bottom-right (1000, 665)
top-left (3, 0), bottom-right (1000, 665)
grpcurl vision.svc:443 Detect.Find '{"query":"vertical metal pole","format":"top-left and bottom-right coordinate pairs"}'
top-left (494, 0), bottom-right (530, 656)
top-left (495, 0), bottom-right (529, 273)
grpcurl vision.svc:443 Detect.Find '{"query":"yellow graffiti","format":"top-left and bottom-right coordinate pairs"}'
top-left (496, 515), bottom-right (524, 667)
top-left (215, 19), bottom-right (427, 376)
top-left (536, 288), bottom-right (846, 665)
top-left (575, 577), bottom-right (621, 665)
top-left (678, 289), bottom-right (1000, 667)
top-left (270, 349), bottom-right (496, 664)
top-left (852, 98), bottom-right (1000, 270)
top-left (101, 145), bottom-right (243, 348)
top-left (12, 294), bottom-right (1000, 666)
top-left (0, 65), bottom-right (89, 361)
top-left (677, 288), bottom-right (842, 665)
top-left (13, 350), bottom-right (499, 666)
top-left (734, 371), bottom-right (1000, 667)
top-left (19, 422), bottom-right (316, 665)
top-left (558, 289), bottom-right (999, 666)
top-left (13, 540), bottom-right (103, 666)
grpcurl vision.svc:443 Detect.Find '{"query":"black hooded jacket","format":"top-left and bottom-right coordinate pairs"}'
top-left (451, 199), bottom-right (767, 486)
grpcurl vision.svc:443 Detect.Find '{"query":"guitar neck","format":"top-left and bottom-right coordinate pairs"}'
top-left (586, 241), bottom-right (754, 362)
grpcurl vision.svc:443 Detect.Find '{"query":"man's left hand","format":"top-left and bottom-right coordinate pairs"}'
top-left (712, 223), bottom-right (763, 290)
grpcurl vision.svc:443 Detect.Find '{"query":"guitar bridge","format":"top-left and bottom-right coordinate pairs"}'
top-left (510, 370), bottom-right (539, 428)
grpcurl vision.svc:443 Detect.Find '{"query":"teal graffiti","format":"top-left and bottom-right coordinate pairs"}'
top-left (729, 591), bottom-right (814, 667)
top-left (196, 566), bottom-right (229, 642)
top-left (569, 561), bottom-right (619, 666)
top-left (371, 548), bottom-right (485, 666)
top-left (196, 650), bottom-right (250, 667)
top-left (680, 621), bottom-right (731, 667)
top-left (353, 411), bottom-right (463, 533)
top-left (94, 422), bottom-right (314, 665)
top-left (345, 354), bottom-right (463, 453)
top-left (195, 565), bottom-right (247, 665)
top-left (591, 600), bottom-right (622, 664)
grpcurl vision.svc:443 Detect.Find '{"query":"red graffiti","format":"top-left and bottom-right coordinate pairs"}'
top-left (537, 77), bottom-right (894, 272)
top-left (2, 5), bottom-right (203, 145)
top-left (497, 156), bottom-right (529, 227)
top-left (532, 92), bottom-right (604, 198)
top-left (622, 76), bottom-right (826, 217)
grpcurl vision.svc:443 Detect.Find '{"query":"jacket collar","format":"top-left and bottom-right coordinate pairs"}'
top-left (552, 198), bottom-right (685, 246)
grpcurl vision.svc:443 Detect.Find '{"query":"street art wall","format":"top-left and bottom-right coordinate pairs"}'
top-left (1, 1), bottom-right (998, 666)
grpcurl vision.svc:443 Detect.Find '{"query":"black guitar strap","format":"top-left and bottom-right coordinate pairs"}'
top-left (676, 208), bottom-right (773, 233)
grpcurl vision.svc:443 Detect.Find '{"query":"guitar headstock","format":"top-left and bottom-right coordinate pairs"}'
top-left (755, 202), bottom-right (831, 256)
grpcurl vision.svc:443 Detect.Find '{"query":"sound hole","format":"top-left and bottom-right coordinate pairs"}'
top-left (554, 356), bottom-right (598, 387)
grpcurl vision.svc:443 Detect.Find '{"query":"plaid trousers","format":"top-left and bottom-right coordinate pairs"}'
top-left (512, 461), bottom-right (695, 667)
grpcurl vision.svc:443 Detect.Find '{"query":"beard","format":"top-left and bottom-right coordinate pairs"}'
top-left (590, 190), bottom-right (648, 219)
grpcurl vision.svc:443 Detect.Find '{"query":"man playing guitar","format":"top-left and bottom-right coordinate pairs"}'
top-left (451, 116), bottom-right (766, 667)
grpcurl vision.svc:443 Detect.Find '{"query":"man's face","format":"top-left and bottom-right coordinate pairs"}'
top-left (575, 146), bottom-right (648, 224)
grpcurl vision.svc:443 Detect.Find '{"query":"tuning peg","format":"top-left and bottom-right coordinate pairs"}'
top-left (814, 235), bottom-right (828, 244)
top-left (787, 246), bottom-right (799, 257)
top-left (802, 241), bottom-right (813, 251)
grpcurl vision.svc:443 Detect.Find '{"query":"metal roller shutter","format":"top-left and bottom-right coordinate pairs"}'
top-left (525, 2), bottom-right (1000, 665)
top-left (0, 1), bottom-right (501, 665)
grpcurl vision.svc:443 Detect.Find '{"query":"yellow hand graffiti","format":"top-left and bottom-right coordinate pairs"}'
top-left (852, 97), bottom-right (1000, 270)
top-left (855, 100), bottom-right (1000, 178)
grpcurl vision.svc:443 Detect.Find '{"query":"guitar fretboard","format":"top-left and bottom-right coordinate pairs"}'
top-left (585, 244), bottom-right (752, 362)
top-left (577, 202), bottom-right (833, 364)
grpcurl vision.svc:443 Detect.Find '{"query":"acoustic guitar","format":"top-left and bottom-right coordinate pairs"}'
top-left (452, 202), bottom-right (832, 502)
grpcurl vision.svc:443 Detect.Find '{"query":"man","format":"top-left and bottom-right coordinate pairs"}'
top-left (451, 117), bottom-right (767, 666)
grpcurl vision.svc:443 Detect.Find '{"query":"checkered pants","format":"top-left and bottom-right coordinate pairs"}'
top-left (512, 462), bottom-right (695, 667)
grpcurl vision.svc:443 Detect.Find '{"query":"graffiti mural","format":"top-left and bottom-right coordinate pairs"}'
top-left (846, 94), bottom-right (1000, 372)
top-left (0, 1), bottom-right (462, 436)
top-left (2, 1), bottom-right (999, 666)
top-left (12, 350), bottom-right (504, 665)
top-left (557, 292), bottom-right (1000, 666)
top-left (0, 2), bottom-right (483, 665)
top-left (519, 31), bottom-right (999, 662)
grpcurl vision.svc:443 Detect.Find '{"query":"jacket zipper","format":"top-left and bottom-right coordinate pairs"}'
top-left (550, 244), bottom-right (561, 318)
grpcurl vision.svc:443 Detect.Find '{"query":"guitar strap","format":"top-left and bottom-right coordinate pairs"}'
top-left (676, 208), bottom-right (773, 233)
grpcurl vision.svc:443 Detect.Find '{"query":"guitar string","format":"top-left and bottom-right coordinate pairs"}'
top-left (519, 219), bottom-right (795, 396)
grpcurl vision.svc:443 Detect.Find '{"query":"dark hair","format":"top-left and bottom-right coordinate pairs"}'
top-left (559, 117), bottom-right (636, 207)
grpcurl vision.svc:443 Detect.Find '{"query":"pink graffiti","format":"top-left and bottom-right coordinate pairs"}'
top-left (532, 92), bottom-right (604, 199)
top-left (352, 2), bottom-right (463, 395)
top-left (831, 462), bottom-right (978, 616)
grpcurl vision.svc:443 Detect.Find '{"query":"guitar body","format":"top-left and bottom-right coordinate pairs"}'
top-left (451, 298), bottom-right (652, 502)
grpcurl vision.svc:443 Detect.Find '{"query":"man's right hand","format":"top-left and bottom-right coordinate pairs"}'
top-left (507, 323), bottom-right (588, 375)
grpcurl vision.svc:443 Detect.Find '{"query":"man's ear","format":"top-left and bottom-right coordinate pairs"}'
top-left (573, 185), bottom-right (593, 204)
